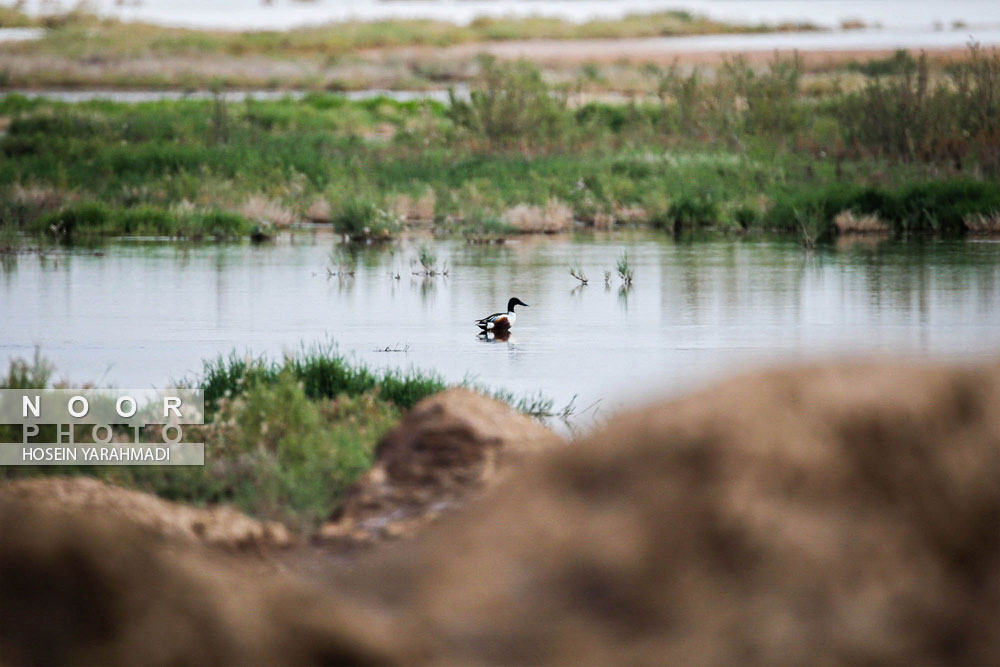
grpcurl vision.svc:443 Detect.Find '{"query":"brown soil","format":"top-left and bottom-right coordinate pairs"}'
top-left (4, 360), bottom-right (1000, 664)
top-left (0, 500), bottom-right (392, 666)
top-left (342, 359), bottom-right (1000, 664)
top-left (321, 387), bottom-right (563, 548)
top-left (0, 476), bottom-right (291, 549)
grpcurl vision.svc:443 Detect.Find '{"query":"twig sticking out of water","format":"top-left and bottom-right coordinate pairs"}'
top-left (374, 343), bottom-right (410, 353)
top-left (327, 266), bottom-right (356, 279)
top-left (569, 266), bottom-right (589, 285)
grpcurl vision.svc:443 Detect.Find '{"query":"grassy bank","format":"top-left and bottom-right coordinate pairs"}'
top-left (0, 347), bottom-right (554, 532)
top-left (1, 48), bottom-right (998, 244)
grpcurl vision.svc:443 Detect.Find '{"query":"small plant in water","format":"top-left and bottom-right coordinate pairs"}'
top-left (326, 246), bottom-right (356, 278)
top-left (616, 252), bottom-right (634, 286)
top-left (0, 224), bottom-right (18, 253)
top-left (418, 245), bottom-right (436, 270)
top-left (412, 244), bottom-right (448, 277)
top-left (569, 265), bottom-right (588, 285)
top-left (794, 206), bottom-right (826, 249)
top-left (604, 270), bottom-right (612, 286)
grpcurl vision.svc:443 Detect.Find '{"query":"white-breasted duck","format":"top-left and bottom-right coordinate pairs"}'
top-left (476, 297), bottom-right (528, 331)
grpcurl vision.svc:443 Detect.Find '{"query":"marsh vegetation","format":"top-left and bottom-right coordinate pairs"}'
top-left (0, 46), bottom-right (997, 249)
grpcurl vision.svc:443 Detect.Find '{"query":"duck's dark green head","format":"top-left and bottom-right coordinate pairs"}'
top-left (508, 297), bottom-right (529, 311)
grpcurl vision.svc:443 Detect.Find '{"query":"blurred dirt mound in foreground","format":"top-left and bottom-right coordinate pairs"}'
top-left (3, 360), bottom-right (1000, 665)
top-left (322, 387), bottom-right (563, 546)
top-left (360, 360), bottom-right (1000, 664)
top-left (0, 476), bottom-right (291, 549)
top-left (0, 501), bottom-right (393, 666)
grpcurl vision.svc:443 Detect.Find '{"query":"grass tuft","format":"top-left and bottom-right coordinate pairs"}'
top-left (616, 251), bottom-right (634, 285)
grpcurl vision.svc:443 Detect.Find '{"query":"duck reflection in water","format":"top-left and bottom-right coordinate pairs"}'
top-left (478, 329), bottom-right (514, 343)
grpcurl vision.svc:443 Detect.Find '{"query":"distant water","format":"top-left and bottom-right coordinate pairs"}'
top-left (2, 0), bottom-right (1000, 31)
top-left (0, 89), bottom-right (463, 104)
top-left (0, 27), bottom-right (43, 43)
top-left (2, 232), bottom-right (999, 427)
top-left (483, 28), bottom-right (1000, 59)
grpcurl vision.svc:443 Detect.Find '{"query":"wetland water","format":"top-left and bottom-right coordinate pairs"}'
top-left (2, 231), bottom-right (999, 425)
top-left (5, 0), bottom-right (1000, 31)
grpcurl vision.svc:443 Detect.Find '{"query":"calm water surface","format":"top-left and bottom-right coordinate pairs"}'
top-left (2, 232), bottom-right (999, 426)
top-left (5, 0), bottom-right (1000, 30)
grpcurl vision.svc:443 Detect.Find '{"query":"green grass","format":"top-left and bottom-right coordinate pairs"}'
top-left (34, 202), bottom-right (254, 239)
top-left (770, 180), bottom-right (1000, 236)
top-left (0, 51), bottom-right (998, 246)
top-left (0, 347), bottom-right (433, 531)
top-left (200, 344), bottom-right (448, 417)
top-left (329, 197), bottom-right (400, 241)
top-left (0, 345), bottom-right (557, 532)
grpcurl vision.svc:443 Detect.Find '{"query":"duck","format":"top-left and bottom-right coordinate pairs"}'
top-left (476, 297), bottom-right (528, 332)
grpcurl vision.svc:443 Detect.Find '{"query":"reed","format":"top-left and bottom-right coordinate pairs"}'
top-left (616, 252), bottom-right (634, 286)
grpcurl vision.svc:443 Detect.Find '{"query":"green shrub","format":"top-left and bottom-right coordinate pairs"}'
top-left (196, 372), bottom-right (395, 530)
top-left (650, 192), bottom-right (719, 231)
top-left (193, 210), bottom-right (253, 238)
top-left (669, 193), bottom-right (718, 229)
top-left (7, 113), bottom-right (108, 139)
top-left (846, 50), bottom-right (919, 77)
top-left (732, 205), bottom-right (760, 230)
top-left (38, 202), bottom-right (112, 236)
top-left (447, 56), bottom-right (571, 150)
top-left (0, 350), bottom-right (52, 390)
top-left (833, 47), bottom-right (1000, 171)
top-left (0, 342), bottom-right (559, 531)
top-left (116, 206), bottom-right (177, 235)
top-left (38, 204), bottom-right (252, 238)
top-left (460, 209), bottom-right (518, 240)
top-left (720, 55), bottom-right (806, 136)
top-left (890, 181), bottom-right (1000, 232)
top-left (0, 351), bottom-right (55, 449)
top-left (769, 180), bottom-right (1000, 234)
top-left (330, 197), bottom-right (400, 240)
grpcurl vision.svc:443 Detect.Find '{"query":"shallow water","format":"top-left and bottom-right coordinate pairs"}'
top-left (0, 88), bottom-right (464, 104)
top-left (2, 231), bottom-right (999, 426)
top-left (0, 27), bottom-right (44, 43)
top-left (5, 0), bottom-right (1000, 31)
